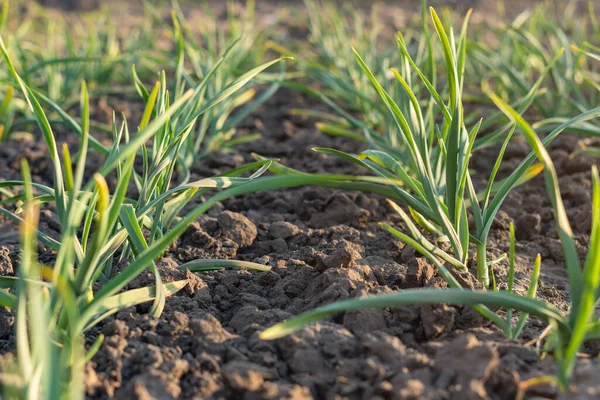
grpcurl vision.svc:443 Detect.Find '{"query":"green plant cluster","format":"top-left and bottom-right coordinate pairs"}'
top-left (0, 0), bottom-right (599, 398)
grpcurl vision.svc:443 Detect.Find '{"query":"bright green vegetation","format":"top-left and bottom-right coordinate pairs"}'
top-left (1, 0), bottom-right (600, 396)
top-left (0, 0), bottom-right (290, 397)
top-left (293, 1), bottom-right (444, 155)
top-left (298, 0), bottom-right (600, 147)
top-left (0, 0), bottom-right (286, 157)
top-left (261, 0), bottom-right (600, 392)
top-left (145, 0), bottom-right (289, 171)
top-left (295, 0), bottom-right (400, 142)
top-left (281, 0), bottom-right (583, 293)
top-left (310, 6), bottom-right (549, 290)
top-left (468, 2), bottom-right (600, 135)
top-left (0, 1), bottom-right (156, 141)
top-left (262, 102), bottom-right (600, 388)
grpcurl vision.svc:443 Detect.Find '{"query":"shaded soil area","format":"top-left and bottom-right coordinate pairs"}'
top-left (1, 1), bottom-right (600, 400)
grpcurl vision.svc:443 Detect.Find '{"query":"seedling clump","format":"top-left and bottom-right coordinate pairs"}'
top-left (0, 0), bottom-right (599, 398)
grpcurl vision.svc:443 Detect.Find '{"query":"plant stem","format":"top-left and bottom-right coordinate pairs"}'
top-left (476, 241), bottom-right (490, 287)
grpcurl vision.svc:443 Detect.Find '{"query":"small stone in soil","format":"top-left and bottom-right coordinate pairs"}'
top-left (269, 221), bottom-right (301, 239)
top-left (420, 304), bottom-right (456, 339)
top-left (218, 211), bottom-right (258, 248)
top-left (316, 247), bottom-right (359, 272)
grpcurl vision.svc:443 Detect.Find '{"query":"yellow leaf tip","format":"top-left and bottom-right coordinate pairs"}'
top-left (259, 327), bottom-right (280, 341)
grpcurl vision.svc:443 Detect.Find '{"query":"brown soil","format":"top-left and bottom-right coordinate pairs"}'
top-left (1, 1), bottom-right (600, 400)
